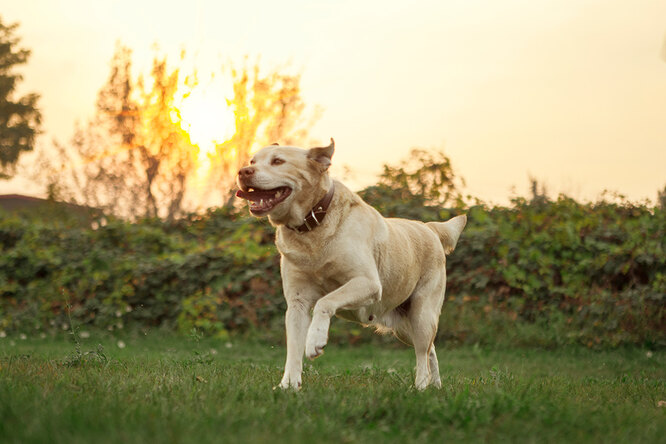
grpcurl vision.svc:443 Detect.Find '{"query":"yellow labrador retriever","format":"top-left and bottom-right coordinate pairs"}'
top-left (236, 139), bottom-right (466, 390)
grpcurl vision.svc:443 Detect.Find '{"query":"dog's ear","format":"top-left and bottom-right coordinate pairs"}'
top-left (307, 138), bottom-right (335, 171)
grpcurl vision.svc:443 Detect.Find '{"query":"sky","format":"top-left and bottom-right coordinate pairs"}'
top-left (2, 0), bottom-right (666, 204)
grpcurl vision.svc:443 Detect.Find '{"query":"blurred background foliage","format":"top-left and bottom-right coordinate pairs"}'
top-left (1, 153), bottom-right (664, 348)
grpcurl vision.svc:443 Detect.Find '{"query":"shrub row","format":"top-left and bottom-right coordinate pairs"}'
top-left (445, 197), bottom-right (665, 348)
top-left (1, 196), bottom-right (664, 348)
top-left (0, 208), bottom-right (283, 339)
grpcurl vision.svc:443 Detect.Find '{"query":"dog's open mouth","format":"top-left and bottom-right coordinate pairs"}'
top-left (236, 186), bottom-right (292, 214)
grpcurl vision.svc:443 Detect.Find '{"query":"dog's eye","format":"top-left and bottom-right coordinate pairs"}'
top-left (271, 158), bottom-right (285, 166)
top-left (250, 159), bottom-right (256, 165)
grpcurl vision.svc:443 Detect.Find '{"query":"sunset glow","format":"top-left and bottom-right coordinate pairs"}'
top-left (3, 0), bottom-right (666, 204)
top-left (173, 83), bottom-right (236, 161)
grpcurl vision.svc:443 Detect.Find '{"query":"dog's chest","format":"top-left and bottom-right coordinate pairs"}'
top-left (281, 246), bottom-right (321, 268)
top-left (277, 230), bottom-right (328, 264)
top-left (277, 235), bottom-right (351, 290)
top-left (280, 245), bottom-right (338, 283)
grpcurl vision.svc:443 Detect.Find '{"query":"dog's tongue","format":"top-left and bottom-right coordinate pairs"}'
top-left (236, 189), bottom-right (274, 202)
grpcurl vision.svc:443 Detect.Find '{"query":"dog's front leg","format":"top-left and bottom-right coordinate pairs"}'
top-left (279, 298), bottom-right (312, 389)
top-left (305, 275), bottom-right (381, 360)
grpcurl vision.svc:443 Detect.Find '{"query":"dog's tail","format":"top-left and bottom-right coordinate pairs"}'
top-left (426, 214), bottom-right (467, 255)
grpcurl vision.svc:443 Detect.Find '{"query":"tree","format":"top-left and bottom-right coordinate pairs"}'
top-left (528, 176), bottom-right (549, 206)
top-left (134, 55), bottom-right (196, 220)
top-left (213, 60), bottom-right (318, 205)
top-left (360, 148), bottom-right (465, 220)
top-left (0, 16), bottom-right (41, 179)
top-left (67, 44), bottom-right (143, 215)
top-left (42, 45), bottom-right (315, 219)
top-left (56, 44), bottom-right (194, 220)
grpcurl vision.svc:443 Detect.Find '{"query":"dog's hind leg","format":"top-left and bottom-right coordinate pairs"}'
top-left (410, 323), bottom-right (436, 390)
top-left (405, 272), bottom-right (446, 390)
top-left (395, 300), bottom-right (437, 390)
top-left (428, 344), bottom-right (442, 388)
top-left (394, 317), bottom-right (442, 389)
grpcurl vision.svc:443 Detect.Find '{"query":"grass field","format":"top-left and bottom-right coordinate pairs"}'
top-left (1, 332), bottom-right (665, 443)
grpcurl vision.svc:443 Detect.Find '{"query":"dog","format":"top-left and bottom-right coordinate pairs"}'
top-left (236, 139), bottom-right (466, 390)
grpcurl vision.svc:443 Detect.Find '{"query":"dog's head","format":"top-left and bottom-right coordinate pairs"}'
top-left (236, 139), bottom-right (335, 226)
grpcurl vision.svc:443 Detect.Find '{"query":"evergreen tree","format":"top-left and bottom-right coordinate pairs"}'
top-left (0, 16), bottom-right (41, 179)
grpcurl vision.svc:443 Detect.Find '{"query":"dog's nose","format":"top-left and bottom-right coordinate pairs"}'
top-left (238, 166), bottom-right (255, 178)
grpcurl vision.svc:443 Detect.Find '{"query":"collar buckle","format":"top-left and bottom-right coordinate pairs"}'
top-left (289, 183), bottom-right (335, 233)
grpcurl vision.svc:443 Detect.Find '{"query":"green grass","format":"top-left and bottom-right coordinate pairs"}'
top-left (1, 332), bottom-right (665, 443)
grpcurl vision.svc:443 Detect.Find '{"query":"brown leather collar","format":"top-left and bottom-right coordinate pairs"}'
top-left (289, 183), bottom-right (335, 233)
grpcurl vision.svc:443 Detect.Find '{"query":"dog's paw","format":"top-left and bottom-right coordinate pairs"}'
top-left (278, 373), bottom-right (301, 390)
top-left (305, 342), bottom-right (325, 360)
top-left (414, 375), bottom-right (429, 391)
top-left (429, 374), bottom-right (442, 389)
top-left (305, 317), bottom-right (329, 360)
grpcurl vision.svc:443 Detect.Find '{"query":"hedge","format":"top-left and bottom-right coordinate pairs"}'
top-left (1, 195), bottom-right (664, 348)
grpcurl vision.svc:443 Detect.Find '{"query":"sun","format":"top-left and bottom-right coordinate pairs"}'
top-left (173, 83), bottom-right (236, 159)
top-left (171, 80), bottom-right (237, 207)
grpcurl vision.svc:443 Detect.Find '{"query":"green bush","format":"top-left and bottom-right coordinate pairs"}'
top-left (443, 197), bottom-right (665, 348)
top-left (0, 208), bottom-right (282, 337)
top-left (0, 194), bottom-right (664, 348)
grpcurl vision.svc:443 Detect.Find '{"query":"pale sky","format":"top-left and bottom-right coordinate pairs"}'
top-left (2, 0), bottom-right (665, 204)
